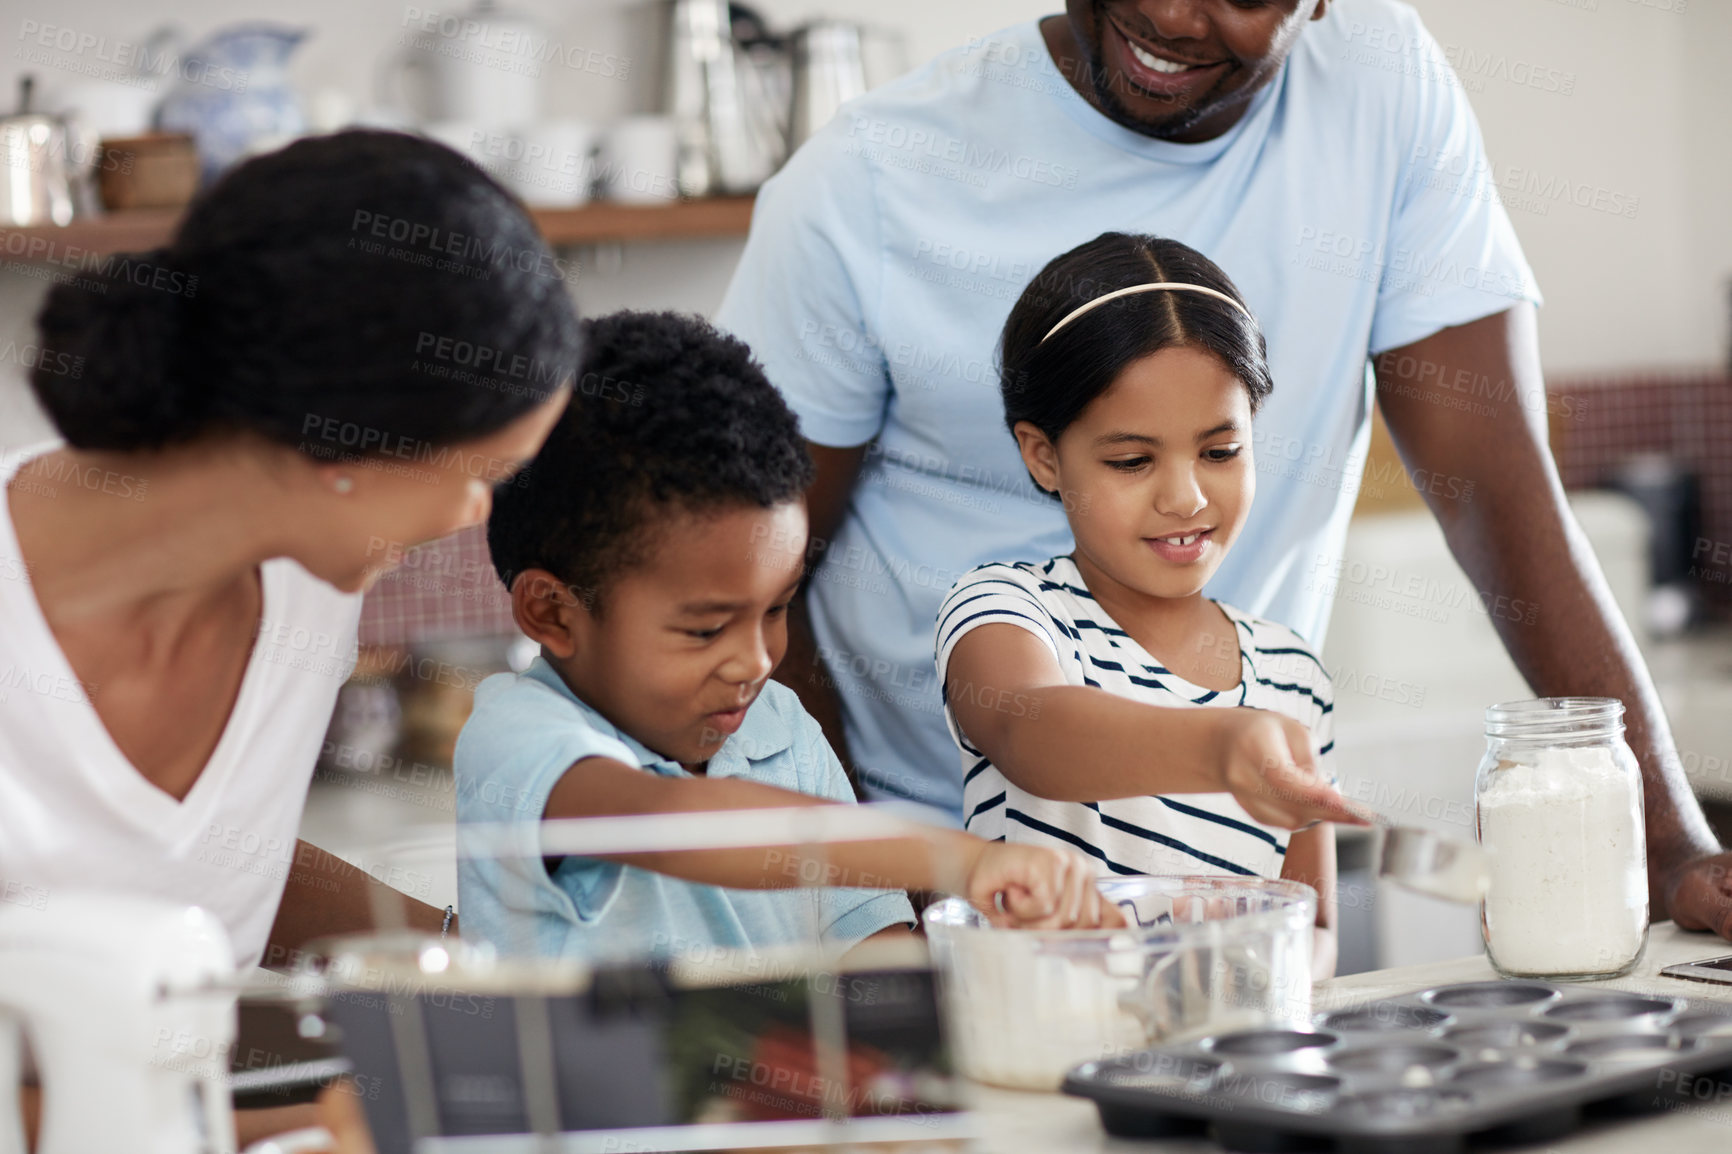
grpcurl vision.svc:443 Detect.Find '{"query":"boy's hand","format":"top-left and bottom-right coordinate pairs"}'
top-left (965, 843), bottom-right (1126, 930)
top-left (1214, 709), bottom-right (1372, 829)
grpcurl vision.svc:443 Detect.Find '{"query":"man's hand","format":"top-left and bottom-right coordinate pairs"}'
top-left (964, 843), bottom-right (1126, 929)
top-left (1375, 304), bottom-right (1726, 931)
top-left (1665, 852), bottom-right (1732, 939)
top-left (1214, 710), bottom-right (1372, 830)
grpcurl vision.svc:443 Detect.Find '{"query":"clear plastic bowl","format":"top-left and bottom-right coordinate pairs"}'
top-left (923, 875), bottom-right (1316, 1090)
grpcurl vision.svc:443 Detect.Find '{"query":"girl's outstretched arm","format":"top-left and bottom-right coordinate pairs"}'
top-left (946, 623), bottom-right (1368, 830)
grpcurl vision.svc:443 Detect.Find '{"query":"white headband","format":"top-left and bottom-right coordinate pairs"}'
top-left (1039, 282), bottom-right (1255, 344)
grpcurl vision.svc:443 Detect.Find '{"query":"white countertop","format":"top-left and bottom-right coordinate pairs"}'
top-left (965, 922), bottom-right (1732, 1152)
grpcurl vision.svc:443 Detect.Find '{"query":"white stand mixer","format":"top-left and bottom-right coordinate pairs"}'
top-left (0, 891), bottom-right (238, 1154)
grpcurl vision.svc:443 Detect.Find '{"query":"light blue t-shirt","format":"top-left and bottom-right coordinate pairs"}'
top-left (454, 658), bottom-right (915, 962)
top-left (714, 0), bottom-right (1538, 818)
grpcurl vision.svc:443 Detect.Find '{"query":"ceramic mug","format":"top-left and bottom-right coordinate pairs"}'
top-left (600, 115), bottom-right (679, 204)
top-left (482, 120), bottom-right (597, 207)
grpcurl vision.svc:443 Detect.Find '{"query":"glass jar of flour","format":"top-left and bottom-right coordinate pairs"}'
top-left (1476, 697), bottom-right (1647, 981)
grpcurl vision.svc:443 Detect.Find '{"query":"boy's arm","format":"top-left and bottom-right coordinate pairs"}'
top-left (946, 624), bottom-right (1367, 828)
top-left (543, 755), bottom-right (985, 892)
top-left (541, 756), bottom-right (1117, 927)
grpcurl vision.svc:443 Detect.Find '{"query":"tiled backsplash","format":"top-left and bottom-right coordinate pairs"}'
top-left (359, 373), bottom-right (1732, 645)
top-left (356, 524), bottom-right (516, 645)
top-left (1549, 372), bottom-right (1732, 608)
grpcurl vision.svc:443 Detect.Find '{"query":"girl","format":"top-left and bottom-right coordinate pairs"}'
top-left (936, 232), bottom-right (1369, 977)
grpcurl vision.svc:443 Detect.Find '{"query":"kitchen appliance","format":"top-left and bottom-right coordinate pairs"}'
top-left (0, 891), bottom-right (237, 1154)
top-left (660, 0), bottom-right (784, 196)
top-left (787, 22), bottom-right (866, 150)
top-left (156, 22), bottom-right (308, 184)
top-left (0, 77), bottom-right (77, 226)
top-left (291, 805), bottom-right (970, 1154)
top-left (381, 0), bottom-right (543, 130)
top-left (1605, 452), bottom-right (1703, 635)
top-left (924, 875), bottom-right (1316, 1090)
top-left (1066, 980), bottom-right (1732, 1153)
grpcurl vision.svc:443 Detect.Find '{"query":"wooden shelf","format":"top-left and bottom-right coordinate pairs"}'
top-left (0, 197), bottom-right (756, 263)
top-left (535, 196), bottom-right (755, 245)
top-left (2, 208), bottom-right (185, 259)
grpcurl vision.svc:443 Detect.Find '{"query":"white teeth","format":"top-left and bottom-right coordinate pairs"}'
top-left (1161, 533), bottom-right (1202, 547)
top-left (1129, 41), bottom-right (1194, 74)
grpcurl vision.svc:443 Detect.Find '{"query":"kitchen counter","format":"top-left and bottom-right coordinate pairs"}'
top-left (965, 921), bottom-right (1732, 1152)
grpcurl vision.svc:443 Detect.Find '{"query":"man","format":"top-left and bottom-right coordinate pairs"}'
top-left (716, 0), bottom-right (1732, 937)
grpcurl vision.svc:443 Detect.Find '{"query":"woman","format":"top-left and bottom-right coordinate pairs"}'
top-left (2, 130), bottom-right (576, 1137)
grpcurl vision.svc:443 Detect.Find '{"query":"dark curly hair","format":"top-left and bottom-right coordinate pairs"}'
top-left (31, 129), bottom-right (580, 452)
top-left (1000, 232), bottom-right (1271, 499)
top-left (488, 310), bottom-right (815, 605)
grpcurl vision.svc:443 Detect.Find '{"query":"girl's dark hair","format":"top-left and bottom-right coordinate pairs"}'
top-left (31, 129), bottom-right (581, 452)
top-left (999, 232), bottom-right (1271, 497)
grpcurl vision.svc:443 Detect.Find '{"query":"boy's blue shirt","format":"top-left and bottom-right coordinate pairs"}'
top-left (455, 656), bottom-right (916, 962)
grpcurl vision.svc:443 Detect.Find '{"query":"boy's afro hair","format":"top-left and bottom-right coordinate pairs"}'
top-left (487, 310), bottom-right (815, 603)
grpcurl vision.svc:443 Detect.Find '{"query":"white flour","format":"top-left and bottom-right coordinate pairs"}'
top-left (1479, 746), bottom-right (1647, 976)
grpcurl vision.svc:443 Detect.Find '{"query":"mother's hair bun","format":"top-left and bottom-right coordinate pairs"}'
top-left (28, 130), bottom-right (582, 458)
top-left (30, 247), bottom-right (204, 450)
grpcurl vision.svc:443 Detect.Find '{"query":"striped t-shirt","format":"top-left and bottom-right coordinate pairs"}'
top-left (934, 556), bottom-right (1336, 879)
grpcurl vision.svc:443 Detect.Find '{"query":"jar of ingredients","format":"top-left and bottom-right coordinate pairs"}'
top-left (1476, 697), bottom-right (1647, 980)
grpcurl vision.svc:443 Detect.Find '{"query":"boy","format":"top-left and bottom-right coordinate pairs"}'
top-left (456, 311), bottom-right (1117, 962)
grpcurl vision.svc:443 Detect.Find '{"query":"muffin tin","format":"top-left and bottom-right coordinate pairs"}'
top-left (1062, 980), bottom-right (1732, 1153)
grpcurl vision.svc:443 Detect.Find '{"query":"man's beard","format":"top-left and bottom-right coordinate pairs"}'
top-left (1079, 1), bottom-right (1214, 141)
top-left (1087, 59), bottom-right (1211, 141)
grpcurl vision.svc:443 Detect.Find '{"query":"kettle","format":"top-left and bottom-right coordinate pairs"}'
top-left (0, 77), bottom-right (77, 226)
top-left (787, 22), bottom-right (867, 152)
top-left (661, 0), bottom-right (786, 197)
top-left (379, 0), bottom-right (543, 131)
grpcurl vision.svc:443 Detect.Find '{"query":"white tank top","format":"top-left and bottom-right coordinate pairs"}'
top-left (0, 443), bottom-right (361, 969)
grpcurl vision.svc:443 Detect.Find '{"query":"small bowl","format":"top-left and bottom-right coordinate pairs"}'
top-left (923, 875), bottom-right (1315, 1090)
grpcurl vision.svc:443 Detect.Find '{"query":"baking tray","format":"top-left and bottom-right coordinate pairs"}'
top-left (1062, 980), bottom-right (1732, 1153)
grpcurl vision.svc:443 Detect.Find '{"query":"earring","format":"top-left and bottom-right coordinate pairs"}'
top-left (333, 476), bottom-right (354, 495)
